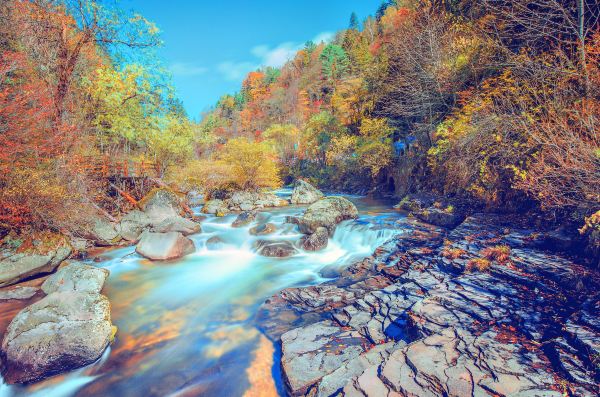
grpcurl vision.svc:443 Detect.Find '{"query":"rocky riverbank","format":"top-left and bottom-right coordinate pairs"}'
top-left (257, 211), bottom-right (600, 396)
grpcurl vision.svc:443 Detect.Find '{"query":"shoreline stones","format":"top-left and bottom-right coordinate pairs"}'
top-left (41, 261), bottom-right (109, 294)
top-left (135, 231), bottom-right (195, 261)
top-left (0, 245), bottom-right (71, 288)
top-left (202, 190), bottom-right (288, 215)
top-left (290, 180), bottom-right (323, 205)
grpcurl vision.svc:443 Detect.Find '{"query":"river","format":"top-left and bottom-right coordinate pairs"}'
top-left (1, 190), bottom-right (404, 397)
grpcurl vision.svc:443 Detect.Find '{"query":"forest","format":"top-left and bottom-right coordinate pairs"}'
top-left (1, 0), bottom-right (598, 259)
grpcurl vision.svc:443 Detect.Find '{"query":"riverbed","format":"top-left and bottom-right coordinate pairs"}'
top-left (1, 191), bottom-right (405, 397)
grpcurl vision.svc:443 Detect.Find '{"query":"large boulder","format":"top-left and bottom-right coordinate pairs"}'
top-left (90, 218), bottom-right (121, 246)
top-left (1, 291), bottom-right (113, 384)
top-left (0, 245), bottom-right (71, 288)
top-left (118, 210), bottom-right (151, 242)
top-left (296, 197), bottom-right (358, 234)
top-left (135, 231), bottom-right (195, 261)
top-left (41, 262), bottom-right (109, 294)
top-left (290, 180), bottom-right (323, 205)
top-left (140, 188), bottom-right (182, 223)
top-left (151, 216), bottom-right (201, 235)
top-left (301, 227), bottom-right (329, 251)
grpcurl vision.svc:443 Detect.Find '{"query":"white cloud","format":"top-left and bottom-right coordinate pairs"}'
top-left (217, 61), bottom-right (257, 81)
top-left (169, 62), bottom-right (208, 77)
top-left (312, 31), bottom-right (335, 44)
top-left (216, 31), bottom-right (336, 82)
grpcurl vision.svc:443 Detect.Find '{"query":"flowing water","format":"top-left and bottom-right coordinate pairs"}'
top-left (1, 191), bottom-right (405, 397)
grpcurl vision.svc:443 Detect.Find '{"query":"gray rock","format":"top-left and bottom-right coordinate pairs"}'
top-left (141, 189), bottom-right (182, 222)
top-left (0, 286), bottom-right (38, 300)
top-left (232, 211), bottom-right (257, 228)
top-left (413, 206), bottom-right (465, 229)
top-left (297, 196), bottom-right (358, 234)
top-left (249, 223), bottom-right (277, 236)
top-left (118, 210), bottom-right (151, 242)
top-left (151, 216), bottom-right (201, 235)
top-left (135, 231), bottom-right (195, 261)
top-left (290, 180), bottom-right (323, 205)
top-left (205, 236), bottom-right (226, 250)
top-left (202, 199), bottom-right (229, 216)
top-left (256, 241), bottom-right (297, 258)
top-left (0, 246), bottom-right (71, 288)
top-left (41, 262), bottom-right (109, 294)
top-left (1, 291), bottom-right (113, 384)
top-left (227, 191), bottom-right (288, 212)
top-left (301, 227), bottom-right (329, 251)
top-left (91, 218), bottom-right (121, 246)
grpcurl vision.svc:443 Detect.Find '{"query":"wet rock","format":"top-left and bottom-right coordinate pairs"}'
top-left (1, 291), bottom-right (113, 384)
top-left (290, 180), bottom-right (323, 205)
top-left (0, 286), bottom-right (38, 300)
top-left (249, 223), bottom-right (277, 236)
top-left (300, 227), bottom-right (329, 251)
top-left (41, 262), bottom-right (109, 294)
top-left (256, 241), bottom-right (297, 258)
top-left (394, 193), bottom-right (437, 212)
top-left (118, 210), bottom-right (151, 242)
top-left (297, 197), bottom-right (358, 234)
top-left (205, 236), bottom-right (226, 250)
top-left (0, 245), bottom-right (71, 288)
top-left (232, 211), bottom-right (257, 228)
top-left (413, 206), bottom-right (465, 228)
top-left (151, 216), bottom-right (201, 235)
top-left (281, 320), bottom-right (369, 396)
top-left (202, 199), bottom-right (229, 216)
top-left (135, 231), bottom-right (195, 261)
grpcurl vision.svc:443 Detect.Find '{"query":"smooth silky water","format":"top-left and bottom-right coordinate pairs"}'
top-left (1, 190), bottom-right (405, 397)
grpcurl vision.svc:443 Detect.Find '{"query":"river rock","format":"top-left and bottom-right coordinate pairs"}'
top-left (249, 223), bottom-right (277, 236)
top-left (297, 197), bottom-right (358, 234)
top-left (202, 199), bottom-right (230, 216)
top-left (205, 236), bottom-right (226, 250)
top-left (41, 262), bottom-right (109, 294)
top-left (227, 191), bottom-right (288, 212)
top-left (0, 286), bottom-right (38, 300)
top-left (256, 241), bottom-right (297, 258)
top-left (151, 216), bottom-right (201, 235)
top-left (118, 210), bottom-right (151, 241)
top-left (0, 245), bottom-right (71, 288)
top-left (290, 180), bottom-right (323, 205)
top-left (1, 291), bottom-right (113, 384)
top-left (232, 211), bottom-right (257, 228)
top-left (140, 188), bottom-right (182, 221)
top-left (135, 231), bottom-right (195, 261)
top-left (300, 227), bottom-right (328, 251)
top-left (412, 206), bottom-right (465, 228)
top-left (90, 218), bottom-right (121, 246)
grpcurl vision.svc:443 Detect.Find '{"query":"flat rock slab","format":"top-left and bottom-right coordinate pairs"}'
top-left (1, 291), bottom-right (113, 384)
top-left (0, 286), bottom-right (38, 300)
top-left (0, 246), bottom-right (71, 288)
top-left (41, 262), bottom-right (109, 294)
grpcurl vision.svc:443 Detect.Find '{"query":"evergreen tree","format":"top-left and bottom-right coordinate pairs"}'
top-left (348, 12), bottom-right (359, 31)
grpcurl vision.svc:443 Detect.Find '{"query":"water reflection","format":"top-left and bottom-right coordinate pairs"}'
top-left (1, 193), bottom-right (404, 397)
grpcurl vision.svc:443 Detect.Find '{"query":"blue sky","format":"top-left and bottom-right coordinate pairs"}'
top-left (123, 0), bottom-right (382, 119)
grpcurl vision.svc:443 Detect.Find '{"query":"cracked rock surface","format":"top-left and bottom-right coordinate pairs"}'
top-left (257, 214), bottom-right (600, 396)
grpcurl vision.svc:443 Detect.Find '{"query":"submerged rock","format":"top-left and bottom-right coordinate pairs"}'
top-left (205, 236), bottom-right (226, 250)
top-left (1, 291), bottom-right (113, 384)
top-left (290, 180), bottom-right (323, 205)
top-left (256, 241), bottom-right (297, 258)
top-left (135, 231), bottom-right (195, 261)
top-left (296, 196), bottom-right (358, 234)
top-left (300, 227), bottom-right (329, 251)
top-left (249, 223), bottom-right (277, 236)
top-left (0, 245), bottom-right (71, 288)
top-left (41, 262), bottom-right (109, 294)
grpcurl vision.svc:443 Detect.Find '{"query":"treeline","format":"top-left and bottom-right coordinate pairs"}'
top-left (195, 0), bottom-right (599, 231)
top-left (0, 0), bottom-right (198, 233)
